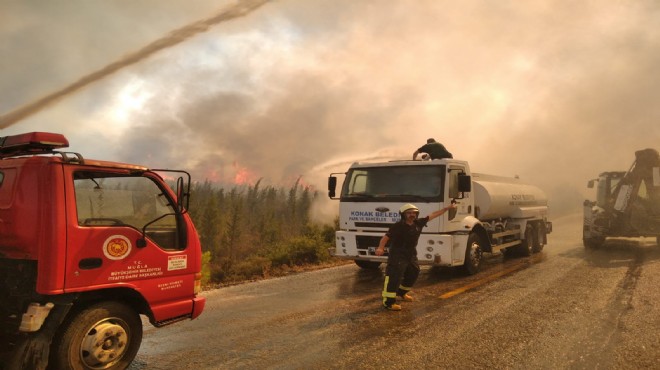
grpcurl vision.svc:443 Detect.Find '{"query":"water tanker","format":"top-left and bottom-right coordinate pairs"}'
top-left (328, 158), bottom-right (552, 274)
top-left (473, 173), bottom-right (549, 220)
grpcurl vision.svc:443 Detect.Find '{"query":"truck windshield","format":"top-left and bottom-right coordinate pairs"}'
top-left (73, 171), bottom-right (185, 250)
top-left (341, 165), bottom-right (445, 202)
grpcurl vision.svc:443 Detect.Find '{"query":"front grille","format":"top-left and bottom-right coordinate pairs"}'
top-left (355, 235), bottom-right (382, 250)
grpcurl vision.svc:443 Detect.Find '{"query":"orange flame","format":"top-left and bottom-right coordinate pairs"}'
top-left (233, 161), bottom-right (258, 185)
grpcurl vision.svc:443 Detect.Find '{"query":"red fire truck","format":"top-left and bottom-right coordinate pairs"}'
top-left (0, 132), bottom-right (206, 370)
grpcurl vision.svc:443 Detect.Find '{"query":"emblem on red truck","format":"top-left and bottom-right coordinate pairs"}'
top-left (103, 235), bottom-right (132, 260)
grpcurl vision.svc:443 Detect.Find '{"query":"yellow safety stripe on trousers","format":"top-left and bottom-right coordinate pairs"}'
top-left (399, 285), bottom-right (412, 291)
top-left (382, 276), bottom-right (397, 298)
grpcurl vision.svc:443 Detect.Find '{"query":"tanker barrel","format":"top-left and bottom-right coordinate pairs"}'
top-left (472, 173), bottom-right (548, 220)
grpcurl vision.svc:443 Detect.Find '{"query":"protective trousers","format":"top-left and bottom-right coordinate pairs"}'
top-left (382, 252), bottom-right (420, 307)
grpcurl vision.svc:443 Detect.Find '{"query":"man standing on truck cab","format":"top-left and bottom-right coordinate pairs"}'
top-left (376, 203), bottom-right (456, 311)
top-left (413, 138), bottom-right (453, 160)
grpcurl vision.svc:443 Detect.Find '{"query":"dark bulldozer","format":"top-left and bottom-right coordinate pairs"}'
top-left (583, 148), bottom-right (660, 248)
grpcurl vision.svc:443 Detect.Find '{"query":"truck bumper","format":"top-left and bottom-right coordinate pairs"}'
top-left (191, 296), bottom-right (206, 320)
top-left (417, 234), bottom-right (464, 266)
top-left (334, 231), bottom-right (460, 267)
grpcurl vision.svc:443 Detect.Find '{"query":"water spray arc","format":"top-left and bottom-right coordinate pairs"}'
top-left (0, 0), bottom-right (271, 129)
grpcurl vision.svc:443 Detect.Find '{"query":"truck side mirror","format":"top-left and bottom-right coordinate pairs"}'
top-left (328, 176), bottom-right (337, 199)
top-left (587, 179), bottom-right (595, 189)
top-left (176, 176), bottom-right (188, 212)
top-left (458, 174), bottom-right (472, 192)
top-left (154, 169), bottom-right (191, 213)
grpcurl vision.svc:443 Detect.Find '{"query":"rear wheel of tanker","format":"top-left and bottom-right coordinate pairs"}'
top-left (517, 227), bottom-right (534, 257)
top-left (532, 224), bottom-right (544, 253)
top-left (50, 302), bottom-right (142, 370)
top-left (462, 233), bottom-right (483, 275)
top-left (355, 260), bottom-right (381, 269)
top-left (501, 247), bottom-right (514, 259)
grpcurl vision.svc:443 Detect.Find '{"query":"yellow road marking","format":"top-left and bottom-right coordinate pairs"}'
top-left (439, 263), bottom-right (527, 299)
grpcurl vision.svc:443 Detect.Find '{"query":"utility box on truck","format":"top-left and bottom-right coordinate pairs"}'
top-left (328, 158), bottom-right (552, 274)
top-left (0, 132), bottom-right (205, 370)
top-left (583, 148), bottom-right (660, 248)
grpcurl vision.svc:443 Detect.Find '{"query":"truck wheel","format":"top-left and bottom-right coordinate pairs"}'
top-left (462, 233), bottom-right (483, 275)
top-left (532, 225), bottom-right (544, 253)
top-left (355, 260), bottom-right (381, 269)
top-left (517, 227), bottom-right (534, 256)
top-left (50, 302), bottom-right (142, 370)
top-left (583, 236), bottom-right (604, 249)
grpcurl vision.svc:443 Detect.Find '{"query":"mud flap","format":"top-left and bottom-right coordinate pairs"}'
top-left (4, 303), bottom-right (71, 370)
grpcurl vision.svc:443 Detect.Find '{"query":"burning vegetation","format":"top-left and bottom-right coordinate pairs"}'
top-left (187, 178), bottom-right (337, 285)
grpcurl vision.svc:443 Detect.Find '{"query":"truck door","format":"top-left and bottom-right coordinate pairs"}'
top-left (63, 168), bottom-right (196, 318)
top-left (446, 165), bottom-right (472, 231)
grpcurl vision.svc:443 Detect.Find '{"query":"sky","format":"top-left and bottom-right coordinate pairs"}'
top-left (2, 0), bottom-right (660, 219)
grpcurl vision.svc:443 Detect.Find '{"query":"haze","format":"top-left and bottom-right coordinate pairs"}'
top-left (2, 0), bottom-right (659, 217)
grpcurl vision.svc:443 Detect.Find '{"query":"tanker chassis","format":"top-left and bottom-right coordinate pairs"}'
top-left (328, 158), bottom-right (552, 274)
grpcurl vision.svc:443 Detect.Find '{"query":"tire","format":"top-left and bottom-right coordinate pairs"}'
top-left (516, 227), bottom-right (534, 257)
top-left (501, 247), bottom-right (514, 258)
top-left (583, 224), bottom-right (605, 249)
top-left (532, 224), bottom-right (544, 253)
top-left (583, 236), bottom-right (605, 249)
top-left (462, 233), bottom-right (483, 275)
top-left (50, 302), bottom-right (142, 370)
top-left (354, 260), bottom-right (381, 269)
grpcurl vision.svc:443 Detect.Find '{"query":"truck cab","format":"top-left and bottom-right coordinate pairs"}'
top-left (585, 171), bottom-right (625, 211)
top-left (0, 132), bottom-right (205, 370)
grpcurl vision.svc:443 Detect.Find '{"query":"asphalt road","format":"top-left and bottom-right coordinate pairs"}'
top-left (129, 212), bottom-right (660, 369)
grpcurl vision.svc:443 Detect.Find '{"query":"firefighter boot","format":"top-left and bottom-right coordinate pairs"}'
top-left (383, 303), bottom-right (402, 311)
top-left (400, 293), bottom-right (414, 302)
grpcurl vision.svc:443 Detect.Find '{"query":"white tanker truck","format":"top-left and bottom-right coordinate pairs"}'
top-left (328, 158), bottom-right (552, 274)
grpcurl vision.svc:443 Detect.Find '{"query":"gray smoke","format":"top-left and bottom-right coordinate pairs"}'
top-left (2, 0), bottom-right (660, 219)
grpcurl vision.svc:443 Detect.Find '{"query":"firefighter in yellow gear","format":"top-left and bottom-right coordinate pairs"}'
top-left (376, 203), bottom-right (455, 310)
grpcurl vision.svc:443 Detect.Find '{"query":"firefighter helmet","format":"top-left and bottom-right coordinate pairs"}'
top-left (399, 203), bottom-right (419, 214)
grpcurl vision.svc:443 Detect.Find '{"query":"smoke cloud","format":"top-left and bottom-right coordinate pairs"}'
top-left (2, 0), bottom-right (660, 219)
top-left (0, 0), bottom-right (270, 128)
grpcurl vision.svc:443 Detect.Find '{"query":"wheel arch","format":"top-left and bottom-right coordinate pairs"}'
top-left (67, 287), bottom-right (152, 323)
top-left (461, 216), bottom-right (491, 253)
